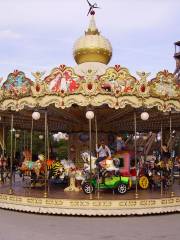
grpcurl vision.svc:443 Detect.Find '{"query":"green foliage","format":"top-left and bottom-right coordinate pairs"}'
top-left (5, 131), bottom-right (68, 160)
top-left (51, 139), bottom-right (68, 159)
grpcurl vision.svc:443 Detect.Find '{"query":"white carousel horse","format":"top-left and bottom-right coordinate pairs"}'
top-left (81, 152), bottom-right (119, 172)
top-left (81, 152), bottom-right (97, 172)
top-left (61, 159), bottom-right (75, 170)
top-left (60, 159), bottom-right (76, 177)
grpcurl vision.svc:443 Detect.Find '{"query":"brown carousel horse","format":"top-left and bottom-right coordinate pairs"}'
top-left (21, 150), bottom-right (46, 176)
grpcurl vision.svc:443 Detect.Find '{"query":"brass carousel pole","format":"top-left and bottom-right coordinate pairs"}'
top-left (169, 112), bottom-right (175, 197)
top-left (2, 124), bottom-right (5, 157)
top-left (134, 111), bottom-right (139, 199)
top-left (47, 122), bottom-right (50, 194)
top-left (30, 118), bottom-right (33, 160)
top-left (89, 117), bottom-right (92, 200)
top-left (0, 122), bottom-right (5, 184)
top-left (14, 132), bottom-right (16, 159)
top-left (86, 110), bottom-right (94, 200)
top-left (47, 124), bottom-right (50, 160)
top-left (160, 122), bottom-right (163, 196)
top-left (14, 130), bottom-right (20, 160)
top-left (44, 110), bottom-right (48, 198)
top-left (95, 115), bottom-right (100, 200)
top-left (9, 114), bottom-right (14, 195)
top-left (23, 130), bottom-right (25, 150)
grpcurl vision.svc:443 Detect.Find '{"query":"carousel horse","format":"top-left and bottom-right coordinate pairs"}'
top-left (20, 154), bottom-right (45, 178)
top-left (61, 159), bottom-right (76, 170)
top-left (147, 159), bottom-right (172, 190)
top-left (81, 151), bottom-right (118, 173)
top-left (21, 149), bottom-right (32, 174)
top-left (81, 152), bottom-right (97, 172)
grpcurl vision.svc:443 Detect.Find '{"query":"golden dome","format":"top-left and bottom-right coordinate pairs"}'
top-left (73, 15), bottom-right (112, 65)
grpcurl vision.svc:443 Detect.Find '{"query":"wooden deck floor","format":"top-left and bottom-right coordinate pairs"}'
top-left (0, 175), bottom-right (180, 200)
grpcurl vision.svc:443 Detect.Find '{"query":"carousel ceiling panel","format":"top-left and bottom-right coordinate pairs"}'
top-left (0, 105), bottom-right (179, 133)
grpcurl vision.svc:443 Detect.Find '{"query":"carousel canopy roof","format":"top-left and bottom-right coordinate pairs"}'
top-left (0, 105), bottom-right (180, 133)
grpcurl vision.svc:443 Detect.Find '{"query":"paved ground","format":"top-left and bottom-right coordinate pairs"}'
top-left (0, 209), bottom-right (179, 240)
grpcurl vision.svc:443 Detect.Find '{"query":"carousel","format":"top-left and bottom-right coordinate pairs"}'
top-left (0, 12), bottom-right (180, 216)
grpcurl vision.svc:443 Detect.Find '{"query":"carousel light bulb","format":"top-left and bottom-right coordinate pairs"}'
top-left (86, 110), bottom-right (94, 120)
top-left (143, 135), bottom-right (148, 140)
top-left (39, 135), bottom-right (44, 140)
top-left (133, 135), bottom-right (140, 140)
top-left (157, 132), bottom-right (161, 141)
top-left (141, 112), bottom-right (149, 121)
top-left (32, 111), bottom-right (40, 120)
top-left (15, 133), bottom-right (20, 138)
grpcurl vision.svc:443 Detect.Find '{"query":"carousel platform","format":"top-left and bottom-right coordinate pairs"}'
top-left (0, 176), bottom-right (180, 216)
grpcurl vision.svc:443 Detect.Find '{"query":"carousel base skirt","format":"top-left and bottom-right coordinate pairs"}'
top-left (0, 193), bottom-right (180, 216)
top-left (0, 190), bottom-right (180, 216)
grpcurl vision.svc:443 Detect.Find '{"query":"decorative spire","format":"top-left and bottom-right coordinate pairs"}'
top-left (73, 3), bottom-right (112, 65)
top-left (85, 15), bottom-right (100, 35)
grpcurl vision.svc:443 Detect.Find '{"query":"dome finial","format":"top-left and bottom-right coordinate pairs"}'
top-left (86, 15), bottom-right (100, 35)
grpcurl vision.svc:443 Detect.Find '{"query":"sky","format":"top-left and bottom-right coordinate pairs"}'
top-left (0, 0), bottom-right (179, 80)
